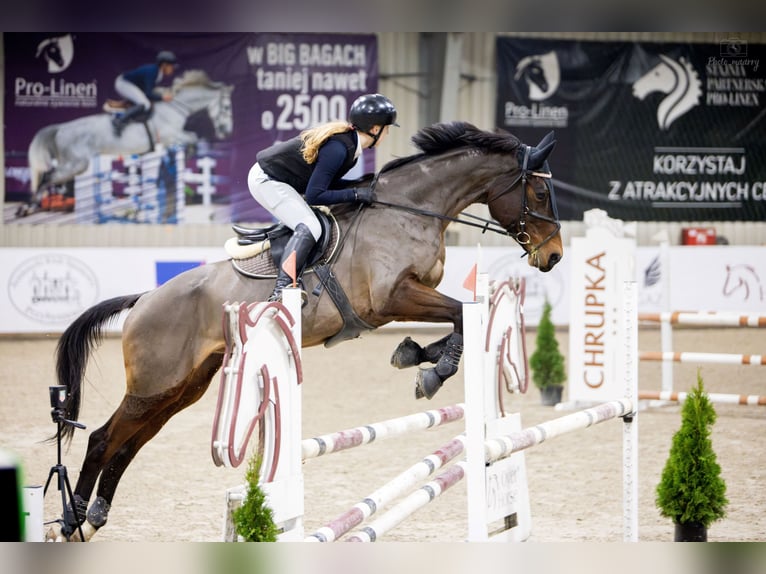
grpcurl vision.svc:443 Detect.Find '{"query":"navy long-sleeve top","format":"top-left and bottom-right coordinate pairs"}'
top-left (121, 63), bottom-right (165, 101)
top-left (256, 130), bottom-right (360, 205)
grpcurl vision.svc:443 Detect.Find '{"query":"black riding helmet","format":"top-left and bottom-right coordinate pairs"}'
top-left (349, 93), bottom-right (398, 147)
top-left (156, 50), bottom-right (178, 65)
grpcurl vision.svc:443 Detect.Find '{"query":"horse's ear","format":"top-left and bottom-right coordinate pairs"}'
top-left (536, 130), bottom-right (555, 149)
top-left (528, 139), bottom-right (556, 169)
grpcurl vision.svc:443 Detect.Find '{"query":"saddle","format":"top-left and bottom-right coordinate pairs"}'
top-left (226, 207), bottom-right (375, 346)
top-left (226, 207), bottom-right (339, 279)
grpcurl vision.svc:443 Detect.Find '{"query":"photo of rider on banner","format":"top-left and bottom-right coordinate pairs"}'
top-left (3, 32), bottom-right (378, 225)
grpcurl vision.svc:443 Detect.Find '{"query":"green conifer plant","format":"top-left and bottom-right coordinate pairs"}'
top-left (232, 454), bottom-right (279, 542)
top-left (655, 371), bottom-right (728, 541)
top-left (529, 300), bottom-right (566, 403)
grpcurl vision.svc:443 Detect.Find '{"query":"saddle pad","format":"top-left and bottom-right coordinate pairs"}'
top-left (230, 216), bottom-right (340, 279)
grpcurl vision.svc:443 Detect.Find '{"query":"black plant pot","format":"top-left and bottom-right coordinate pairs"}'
top-left (674, 521), bottom-right (707, 542)
top-left (540, 385), bottom-right (563, 406)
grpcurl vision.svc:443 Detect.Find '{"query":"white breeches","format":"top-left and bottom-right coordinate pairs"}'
top-left (247, 162), bottom-right (323, 240)
top-left (114, 75), bottom-right (152, 111)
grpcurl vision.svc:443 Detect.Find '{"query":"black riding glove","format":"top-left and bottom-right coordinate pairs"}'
top-left (352, 187), bottom-right (376, 205)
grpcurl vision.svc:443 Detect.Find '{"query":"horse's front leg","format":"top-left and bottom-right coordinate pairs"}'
top-left (380, 277), bottom-right (463, 399)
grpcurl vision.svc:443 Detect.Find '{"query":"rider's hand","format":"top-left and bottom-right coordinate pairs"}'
top-left (353, 187), bottom-right (376, 205)
top-left (162, 92), bottom-right (173, 102)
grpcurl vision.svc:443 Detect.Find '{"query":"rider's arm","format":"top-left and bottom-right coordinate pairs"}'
top-left (304, 139), bottom-right (357, 205)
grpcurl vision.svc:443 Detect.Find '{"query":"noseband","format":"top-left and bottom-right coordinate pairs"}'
top-left (490, 144), bottom-right (561, 257)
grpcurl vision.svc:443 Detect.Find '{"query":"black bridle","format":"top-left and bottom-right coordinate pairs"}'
top-left (490, 144), bottom-right (561, 257)
top-left (371, 144), bottom-right (561, 256)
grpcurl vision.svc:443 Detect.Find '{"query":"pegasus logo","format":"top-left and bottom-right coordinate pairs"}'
top-left (632, 54), bottom-right (702, 130)
top-left (514, 51), bottom-right (560, 101)
top-left (35, 34), bottom-right (75, 73)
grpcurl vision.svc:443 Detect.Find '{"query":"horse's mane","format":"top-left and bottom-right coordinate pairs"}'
top-left (172, 69), bottom-right (221, 91)
top-left (381, 121), bottom-right (521, 173)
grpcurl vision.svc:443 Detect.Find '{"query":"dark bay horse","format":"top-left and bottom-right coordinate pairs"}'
top-left (50, 121), bottom-right (562, 540)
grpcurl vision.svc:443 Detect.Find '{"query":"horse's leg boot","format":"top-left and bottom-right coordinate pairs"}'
top-left (268, 223), bottom-right (316, 305)
top-left (414, 332), bottom-right (464, 399)
top-left (391, 333), bottom-right (453, 369)
top-left (86, 495), bottom-right (111, 529)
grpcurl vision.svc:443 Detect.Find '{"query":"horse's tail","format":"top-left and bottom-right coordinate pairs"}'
top-left (53, 293), bottom-right (144, 444)
top-left (28, 125), bottom-right (59, 193)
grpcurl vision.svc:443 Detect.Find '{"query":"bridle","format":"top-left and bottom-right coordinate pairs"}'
top-left (488, 144), bottom-right (561, 257)
top-left (371, 144), bottom-right (561, 257)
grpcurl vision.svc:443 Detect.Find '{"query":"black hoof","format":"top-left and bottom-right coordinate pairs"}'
top-left (86, 496), bottom-right (111, 529)
top-left (391, 336), bottom-right (424, 369)
top-left (415, 368), bottom-right (443, 400)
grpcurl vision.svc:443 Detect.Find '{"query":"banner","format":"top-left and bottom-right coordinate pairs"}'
top-left (3, 32), bottom-right (377, 225)
top-left (496, 37), bottom-right (766, 221)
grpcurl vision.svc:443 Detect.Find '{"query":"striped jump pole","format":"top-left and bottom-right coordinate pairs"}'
top-left (639, 351), bottom-right (766, 366)
top-left (639, 311), bottom-right (765, 393)
top-left (301, 404), bottom-right (465, 460)
top-left (483, 399), bottom-right (635, 464)
top-left (345, 462), bottom-right (468, 542)
top-left (640, 311), bottom-right (766, 328)
top-left (639, 390), bottom-right (766, 406)
top-left (305, 435), bottom-right (466, 542)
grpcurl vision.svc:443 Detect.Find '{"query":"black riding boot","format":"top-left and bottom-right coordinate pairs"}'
top-left (112, 104), bottom-right (144, 137)
top-left (268, 223), bottom-right (317, 304)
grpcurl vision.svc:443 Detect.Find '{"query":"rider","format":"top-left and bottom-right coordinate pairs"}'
top-left (248, 93), bottom-right (398, 304)
top-left (111, 50), bottom-right (178, 136)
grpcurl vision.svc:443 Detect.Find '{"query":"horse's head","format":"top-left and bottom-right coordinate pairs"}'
top-left (487, 131), bottom-right (563, 272)
top-left (171, 70), bottom-right (234, 139)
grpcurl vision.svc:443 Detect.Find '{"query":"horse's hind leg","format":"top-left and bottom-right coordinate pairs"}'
top-left (74, 354), bottom-right (221, 540)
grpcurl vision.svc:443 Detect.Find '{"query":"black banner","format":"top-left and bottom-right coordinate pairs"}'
top-left (496, 37), bottom-right (766, 221)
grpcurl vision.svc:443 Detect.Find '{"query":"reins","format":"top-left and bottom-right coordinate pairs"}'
top-left (368, 144), bottom-right (561, 254)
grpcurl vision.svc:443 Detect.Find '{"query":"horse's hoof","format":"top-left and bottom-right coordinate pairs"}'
top-left (415, 368), bottom-right (443, 400)
top-left (86, 496), bottom-right (111, 528)
top-left (391, 336), bottom-right (423, 369)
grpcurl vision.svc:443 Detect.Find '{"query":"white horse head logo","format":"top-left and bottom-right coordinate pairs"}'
top-left (35, 34), bottom-right (75, 73)
top-left (632, 54), bottom-right (702, 130)
top-left (514, 51), bottom-right (560, 101)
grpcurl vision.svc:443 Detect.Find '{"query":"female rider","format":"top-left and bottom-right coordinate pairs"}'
top-left (247, 93), bottom-right (398, 303)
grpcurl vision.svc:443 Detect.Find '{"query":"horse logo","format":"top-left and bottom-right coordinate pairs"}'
top-left (632, 54), bottom-right (702, 130)
top-left (514, 51), bottom-right (560, 101)
top-left (723, 264), bottom-right (764, 302)
top-left (35, 34), bottom-right (75, 73)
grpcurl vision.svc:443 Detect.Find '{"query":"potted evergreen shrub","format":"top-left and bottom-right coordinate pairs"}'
top-left (529, 300), bottom-right (566, 406)
top-left (655, 371), bottom-right (728, 541)
top-left (232, 453), bottom-right (279, 542)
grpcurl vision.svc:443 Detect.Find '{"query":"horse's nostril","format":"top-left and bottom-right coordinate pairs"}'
top-left (548, 252), bottom-right (561, 266)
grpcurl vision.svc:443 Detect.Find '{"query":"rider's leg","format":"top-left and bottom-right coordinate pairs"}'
top-left (269, 223), bottom-right (316, 303)
top-left (112, 76), bottom-right (151, 136)
top-left (247, 163), bottom-right (322, 303)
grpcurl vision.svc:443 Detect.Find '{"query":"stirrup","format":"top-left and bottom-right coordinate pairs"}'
top-left (268, 286), bottom-right (308, 307)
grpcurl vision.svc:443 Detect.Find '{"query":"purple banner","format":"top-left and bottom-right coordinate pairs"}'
top-left (3, 32), bottom-right (378, 225)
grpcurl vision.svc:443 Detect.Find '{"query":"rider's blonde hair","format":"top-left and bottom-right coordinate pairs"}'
top-left (300, 121), bottom-right (353, 164)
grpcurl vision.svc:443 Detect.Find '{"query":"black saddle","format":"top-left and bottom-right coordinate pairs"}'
top-left (232, 208), bottom-right (335, 269)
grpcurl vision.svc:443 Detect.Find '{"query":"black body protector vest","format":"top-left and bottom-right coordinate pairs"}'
top-left (256, 131), bottom-right (359, 194)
